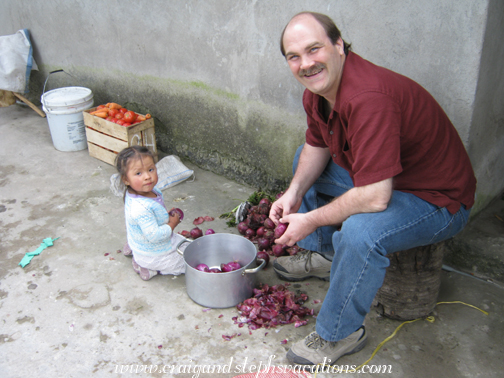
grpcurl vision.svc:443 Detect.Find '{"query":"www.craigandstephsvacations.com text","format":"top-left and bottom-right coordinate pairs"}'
top-left (114, 356), bottom-right (393, 376)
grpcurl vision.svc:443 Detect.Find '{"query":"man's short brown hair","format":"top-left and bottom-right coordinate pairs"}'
top-left (280, 11), bottom-right (351, 56)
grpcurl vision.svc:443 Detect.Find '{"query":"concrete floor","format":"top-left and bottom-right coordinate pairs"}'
top-left (1, 104), bottom-right (503, 378)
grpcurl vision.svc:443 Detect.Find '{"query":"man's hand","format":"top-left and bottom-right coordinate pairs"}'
top-left (269, 189), bottom-right (302, 225)
top-left (272, 177), bottom-right (393, 246)
top-left (274, 212), bottom-right (317, 247)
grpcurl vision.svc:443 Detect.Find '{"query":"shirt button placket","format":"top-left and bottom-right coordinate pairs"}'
top-left (329, 130), bottom-right (335, 157)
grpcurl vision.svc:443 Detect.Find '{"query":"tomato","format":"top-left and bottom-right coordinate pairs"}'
top-left (108, 108), bottom-right (119, 118)
top-left (115, 112), bottom-right (124, 120)
top-left (116, 119), bottom-right (125, 126)
top-left (106, 116), bottom-right (114, 122)
top-left (97, 105), bottom-right (107, 110)
top-left (119, 108), bottom-right (128, 114)
top-left (122, 122), bottom-right (131, 127)
top-left (124, 111), bottom-right (137, 123)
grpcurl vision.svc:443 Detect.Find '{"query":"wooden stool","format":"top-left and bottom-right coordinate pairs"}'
top-left (373, 242), bottom-right (445, 320)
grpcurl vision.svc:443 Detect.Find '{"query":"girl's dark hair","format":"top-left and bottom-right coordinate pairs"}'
top-left (280, 11), bottom-right (351, 56)
top-left (115, 145), bottom-right (155, 183)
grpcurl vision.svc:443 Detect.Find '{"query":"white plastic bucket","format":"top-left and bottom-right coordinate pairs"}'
top-left (41, 86), bottom-right (94, 151)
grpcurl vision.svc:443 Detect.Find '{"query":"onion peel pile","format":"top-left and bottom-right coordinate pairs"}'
top-left (193, 216), bottom-right (215, 225)
top-left (232, 284), bottom-right (315, 331)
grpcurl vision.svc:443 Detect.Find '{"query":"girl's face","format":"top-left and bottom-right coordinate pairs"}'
top-left (123, 155), bottom-right (158, 196)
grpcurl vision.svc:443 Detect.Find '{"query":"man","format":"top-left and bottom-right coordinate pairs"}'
top-left (270, 12), bottom-right (476, 366)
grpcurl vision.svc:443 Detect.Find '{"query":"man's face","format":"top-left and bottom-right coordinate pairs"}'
top-left (282, 14), bottom-right (345, 104)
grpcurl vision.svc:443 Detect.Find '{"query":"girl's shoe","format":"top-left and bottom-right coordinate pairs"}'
top-left (132, 258), bottom-right (158, 280)
top-left (132, 258), bottom-right (141, 274)
top-left (139, 267), bottom-right (158, 281)
top-left (122, 242), bottom-right (133, 256)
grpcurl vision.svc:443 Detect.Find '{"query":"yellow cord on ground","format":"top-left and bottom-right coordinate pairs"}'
top-left (436, 301), bottom-right (488, 315)
top-left (313, 301), bottom-right (487, 377)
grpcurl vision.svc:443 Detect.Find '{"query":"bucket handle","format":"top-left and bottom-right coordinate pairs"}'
top-left (41, 69), bottom-right (77, 109)
top-left (242, 258), bottom-right (266, 276)
top-left (176, 238), bottom-right (192, 256)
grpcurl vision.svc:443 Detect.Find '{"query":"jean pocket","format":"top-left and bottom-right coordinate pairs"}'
top-left (429, 207), bottom-right (469, 244)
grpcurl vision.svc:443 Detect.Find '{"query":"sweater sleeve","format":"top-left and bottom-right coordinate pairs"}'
top-left (129, 200), bottom-right (172, 243)
top-left (136, 201), bottom-right (172, 243)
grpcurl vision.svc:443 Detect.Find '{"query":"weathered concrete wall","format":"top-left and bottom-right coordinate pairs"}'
top-left (0, 0), bottom-right (501, 212)
top-left (467, 0), bottom-right (504, 212)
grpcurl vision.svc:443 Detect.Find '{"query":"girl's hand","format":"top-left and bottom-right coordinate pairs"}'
top-left (168, 208), bottom-right (181, 230)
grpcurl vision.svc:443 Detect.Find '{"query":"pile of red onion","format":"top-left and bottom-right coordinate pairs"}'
top-left (236, 196), bottom-right (300, 257)
top-left (232, 284), bottom-right (314, 330)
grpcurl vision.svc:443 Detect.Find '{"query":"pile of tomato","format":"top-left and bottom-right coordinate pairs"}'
top-left (89, 103), bottom-right (151, 127)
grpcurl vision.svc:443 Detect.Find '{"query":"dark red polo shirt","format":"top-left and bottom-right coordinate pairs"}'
top-left (304, 52), bottom-right (476, 214)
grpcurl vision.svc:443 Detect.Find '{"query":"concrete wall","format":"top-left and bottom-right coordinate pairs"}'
top-left (467, 0), bottom-right (504, 211)
top-left (1, 0), bottom-right (502, 213)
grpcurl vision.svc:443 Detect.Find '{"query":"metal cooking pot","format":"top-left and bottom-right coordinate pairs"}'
top-left (177, 233), bottom-right (265, 308)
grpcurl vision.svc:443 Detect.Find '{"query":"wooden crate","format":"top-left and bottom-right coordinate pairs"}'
top-left (83, 108), bottom-right (157, 166)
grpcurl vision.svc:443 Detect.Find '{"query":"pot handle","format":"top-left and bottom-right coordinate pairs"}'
top-left (241, 258), bottom-right (266, 276)
top-left (176, 238), bottom-right (192, 256)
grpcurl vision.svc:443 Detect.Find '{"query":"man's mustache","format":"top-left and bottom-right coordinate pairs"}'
top-left (299, 63), bottom-right (325, 77)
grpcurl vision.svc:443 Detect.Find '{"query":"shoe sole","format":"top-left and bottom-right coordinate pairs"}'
top-left (287, 336), bottom-right (368, 365)
top-left (274, 268), bottom-right (330, 282)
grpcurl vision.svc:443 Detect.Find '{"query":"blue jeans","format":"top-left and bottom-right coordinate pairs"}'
top-left (292, 146), bottom-right (471, 342)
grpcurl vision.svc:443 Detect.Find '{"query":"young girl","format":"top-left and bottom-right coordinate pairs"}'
top-left (116, 146), bottom-right (185, 280)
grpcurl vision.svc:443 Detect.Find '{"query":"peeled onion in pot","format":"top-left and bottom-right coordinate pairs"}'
top-left (221, 261), bottom-right (241, 272)
top-left (195, 263), bottom-right (209, 272)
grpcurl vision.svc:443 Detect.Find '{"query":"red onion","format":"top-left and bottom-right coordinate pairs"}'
top-left (169, 208), bottom-right (184, 221)
top-left (274, 223), bottom-right (288, 239)
top-left (259, 198), bottom-right (271, 206)
top-left (257, 237), bottom-right (272, 251)
top-left (256, 226), bottom-right (265, 237)
top-left (286, 245), bottom-right (300, 256)
top-left (205, 229), bottom-right (215, 235)
top-left (263, 218), bottom-right (275, 230)
top-left (195, 263), bottom-right (209, 272)
top-left (237, 222), bottom-right (249, 235)
top-left (275, 191), bottom-right (284, 200)
top-left (256, 251), bottom-right (270, 267)
top-left (245, 228), bottom-right (256, 239)
top-left (257, 203), bottom-right (270, 215)
top-left (190, 227), bottom-right (203, 239)
top-left (263, 228), bottom-right (275, 240)
top-left (209, 268), bottom-right (221, 273)
top-left (272, 244), bottom-right (285, 257)
top-left (221, 261), bottom-right (241, 272)
top-left (248, 213), bottom-right (264, 230)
